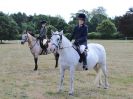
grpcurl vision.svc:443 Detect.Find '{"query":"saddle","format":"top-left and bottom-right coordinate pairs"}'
top-left (39, 39), bottom-right (48, 55)
top-left (73, 45), bottom-right (88, 63)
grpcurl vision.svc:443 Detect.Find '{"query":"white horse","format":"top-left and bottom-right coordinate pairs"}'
top-left (49, 31), bottom-right (109, 95)
top-left (21, 32), bottom-right (59, 70)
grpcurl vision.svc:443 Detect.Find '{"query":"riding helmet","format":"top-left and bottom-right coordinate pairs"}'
top-left (78, 13), bottom-right (86, 21)
top-left (40, 20), bottom-right (46, 24)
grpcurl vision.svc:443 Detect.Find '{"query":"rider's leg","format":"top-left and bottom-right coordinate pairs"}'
top-left (39, 37), bottom-right (43, 47)
top-left (80, 45), bottom-right (88, 70)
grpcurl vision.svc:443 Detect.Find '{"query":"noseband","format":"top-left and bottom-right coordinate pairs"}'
top-left (51, 34), bottom-right (72, 50)
top-left (22, 34), bottom-right (28, 43)
top-left (51, 34), bottom-right (63, 49)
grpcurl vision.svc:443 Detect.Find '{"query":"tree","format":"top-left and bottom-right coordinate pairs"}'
top-left (48, 15), bottom-right (68, 33)
top-left (88, 7), bottom-right (107, 32)
top-left (96, 19), bottom-right (117, 38)
top-left (112, 16), bottom-right (121, 28)
top-left (127, 7), bottom-right (133, 14)
top-left (117, 8), bottom-right (133, 37)
top-left (0, 12), bottom-right (18, 43)
top-left (91, 7), bottom-right (107, 16)
top-left (90, 14), bottom-right (107, 32)
top-left (46, 25), bottom-right (57, 39)
top-left (10, 12), bottom-right (28, 33)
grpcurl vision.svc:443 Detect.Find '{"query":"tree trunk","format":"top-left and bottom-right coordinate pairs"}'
top-left (0, 40), bottom-right (2, 44)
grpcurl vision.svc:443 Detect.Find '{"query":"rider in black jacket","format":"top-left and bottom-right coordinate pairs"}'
top-left (70, 13), bottom-right (88, 70)
top-left (37, 20), bottom-right (47, 48)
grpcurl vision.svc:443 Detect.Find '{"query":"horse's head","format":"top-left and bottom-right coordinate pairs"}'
top-left (21, 33), bottom-right (28, 44)
top-left (49, 30), bottom-right (63, 53)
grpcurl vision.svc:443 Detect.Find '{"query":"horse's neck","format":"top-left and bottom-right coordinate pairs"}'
top-left (27, 34), bottom-right (36, 48)
top-left (59, 36), bottom-right (74, 54)
top-left (61, 36), bottom-right (72, 48)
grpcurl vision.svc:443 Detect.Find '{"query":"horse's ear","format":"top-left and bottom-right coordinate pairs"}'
top-left (51, 30), bottom-right (54, 35)
top-left (60, 30), bottom-right (64, 35)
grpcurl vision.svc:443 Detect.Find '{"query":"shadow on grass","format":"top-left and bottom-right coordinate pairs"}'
top-left (46, 91), bottom-right (80, 98)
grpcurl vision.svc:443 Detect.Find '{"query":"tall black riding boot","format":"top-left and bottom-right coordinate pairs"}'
top-left (82, 52), bottom-right (88, 70)
top-left (40, 39), bottom-right (43, 48)
top-left (39, 39), bottom-right (45, 55)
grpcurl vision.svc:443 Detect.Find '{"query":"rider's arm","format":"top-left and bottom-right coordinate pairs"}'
top-left (70, 27), bottom-right (76, 41)
top-left (77, 25), bottom-right (88, 43)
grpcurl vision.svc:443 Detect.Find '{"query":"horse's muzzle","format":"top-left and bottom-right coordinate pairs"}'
top-left (21, 41), bottom-right (24, 44)
top-left (49, 43), bottom-right (57, 53)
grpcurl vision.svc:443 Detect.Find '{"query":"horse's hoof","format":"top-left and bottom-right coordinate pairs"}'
top-left (104, 83), bottom-right (109, 89)
top-left (83, 67), bottom-right (88, 71)
top-left (34, 69), bottom-right (37, 71)
top-left (97, 85), bottom-right (101, 88)
top-left (85, 68), bottom-right (88, 70)
top-left (104, 87), bottom-right (108, 89)
top-left (55, 66), bottom-right (57, 68)
top-left (69, 93), bottom-right (74, 96)
top-left (57, 89), bottom-right (62, 93)
top-left (69, 92), bottom-right (74, 96)
top-left (104, 85), bottom-right (109, 89)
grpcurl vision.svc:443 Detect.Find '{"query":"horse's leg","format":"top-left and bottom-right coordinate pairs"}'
top-left (69, 66), bottom-right (75, 95)
top-left (34, 57), bottom-right (38, 71)
top-left (94, 64), bottom-right (103, 88)
top-left (55, 53), bottom-right (59, 68)
top-left (58, 67), bottom-right (65, 92)
top-left (101, 64), bottom-right (109, 89)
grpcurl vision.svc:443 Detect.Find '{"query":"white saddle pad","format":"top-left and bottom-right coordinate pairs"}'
top-left (43, 39), bottom-right (47, 45)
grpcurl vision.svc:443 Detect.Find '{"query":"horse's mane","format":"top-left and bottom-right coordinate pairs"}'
top-left (28, 32), bottom-right (35, 37)
top-left (52, 31), bottom-right (72, 47)
top-left (62, 34), bottom-right (72, 47)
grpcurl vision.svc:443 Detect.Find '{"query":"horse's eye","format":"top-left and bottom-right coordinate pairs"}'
top-left (57, 38), bottom-right (59, 41)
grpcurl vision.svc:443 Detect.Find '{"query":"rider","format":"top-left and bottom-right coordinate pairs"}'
top-left (70, 13), bottom-right (88, 70)
top-left (37, 20), bottom-right (47, 48)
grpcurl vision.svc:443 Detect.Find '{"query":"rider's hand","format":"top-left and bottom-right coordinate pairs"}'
top-left (37, 36), bottom-right (40, 39)
top-left (74, 41), bottom-right (79, 46)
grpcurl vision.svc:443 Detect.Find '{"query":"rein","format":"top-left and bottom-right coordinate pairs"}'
top-left (29, 40), bottom-right (38, 50)
top-left (26, 33), bottom-right (38, 50)
top-left (52, 34), bottom-right (72, 50)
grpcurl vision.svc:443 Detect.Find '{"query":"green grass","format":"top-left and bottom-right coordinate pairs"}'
top-left (0, 40), bottom-right (133, 99)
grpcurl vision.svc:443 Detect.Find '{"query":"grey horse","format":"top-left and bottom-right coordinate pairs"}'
top-left (21, 32), bottom-right (59, 71)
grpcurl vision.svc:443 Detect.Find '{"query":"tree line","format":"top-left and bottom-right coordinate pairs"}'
top-left (0, 7), bottom-right (133, 43)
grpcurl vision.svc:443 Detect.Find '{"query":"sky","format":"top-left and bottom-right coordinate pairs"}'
top-left (0, 0), bottom-right (133, 22)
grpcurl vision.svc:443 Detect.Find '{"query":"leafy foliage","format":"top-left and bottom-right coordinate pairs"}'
top-left (0, 12), bottom-right (18, 43)
top-left (1, 7), bottom-right (133, 43)
top-left (96, 19), bottom-right (117, 39)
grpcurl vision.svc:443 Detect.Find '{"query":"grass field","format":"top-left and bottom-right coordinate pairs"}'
top-left (0, 40), bottom-right (133, 99)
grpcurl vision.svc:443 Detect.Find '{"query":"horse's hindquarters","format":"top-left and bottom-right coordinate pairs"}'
top-left (86, 43), bottom-right (106, 69)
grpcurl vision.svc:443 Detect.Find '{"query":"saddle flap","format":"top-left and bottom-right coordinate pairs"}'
top-left (43, 39), bottom-right (47, 45)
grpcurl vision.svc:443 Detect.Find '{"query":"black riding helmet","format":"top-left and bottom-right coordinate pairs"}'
top-left (40, 20), bottom-right (46, 24)
top-left (78, 13), bottom-right (86, 21)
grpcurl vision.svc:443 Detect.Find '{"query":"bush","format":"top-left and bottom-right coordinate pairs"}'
top-left (88, 32), bottom-right (102, 39)
top-left (111, 32), bottom-right (124, 39)
top-left (46, 25), bottom-right (57, 39)
top-left (64, 33), bottom-right (71, 40)
top-left (96, 19), bottom-right (117, 37)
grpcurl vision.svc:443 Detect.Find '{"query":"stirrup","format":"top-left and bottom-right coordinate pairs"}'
top-left (83, 66), bottom-right (88, 70)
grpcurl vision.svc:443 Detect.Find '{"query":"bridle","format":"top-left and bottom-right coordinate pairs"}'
top-left (51, 34), bottom-right (72, 50)
top-left (22, 33), bottom-right (28, 43)
top-left (22, 33), bottom-right (38, 50)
